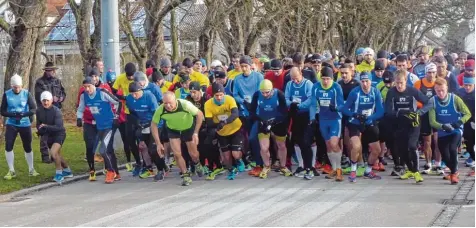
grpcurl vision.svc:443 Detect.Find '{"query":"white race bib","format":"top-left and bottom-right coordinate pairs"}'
top-left (292, 96), bottom-right (302, 104)
top-left (217, 114), bottom-right (229, 121)
top-left (320, 100), bottom-right (330, 107)
top-left (92, 120), bottom-right (96, 125)
top-left (89, 107), bottom-right (99, 114)
top-left (142, 127), bottom-right (150, 134)
top-left (362, 109), bottom-right (373, 117)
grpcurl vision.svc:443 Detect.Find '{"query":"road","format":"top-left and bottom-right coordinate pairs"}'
top-left (0, 165), bottom-right (474, 227)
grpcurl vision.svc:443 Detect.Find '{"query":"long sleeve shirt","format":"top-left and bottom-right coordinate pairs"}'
top-left (341, 86), bottom-right (384, 125)
top-left (36, 105), bottom-right (65, 135)
top-left (233, 71), bottom-right (264, 116)
top-left (309, 81), bottom-right (344, 121)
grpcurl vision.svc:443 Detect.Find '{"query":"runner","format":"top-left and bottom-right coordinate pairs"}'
top-left (412, 46), bottom-right (431, 78)
top-left (77, 77), bottom-right (122, 183)
top-left (227, 53), bottom-right (243, 80)
top-left (206, 69), bottom-right (233, 98)
top-left (150, 92), bottom-right (205, 186)
top-left (429, 78), bottom-right (472, 184)
top-left (310, 66), bottom-right (344, 181)
top-left (376, 71), bottom-right (395, 171)
top-left (1, 74), bottom-right (38, 179)
top-left (151, 68), bottom-right (173, 94)
top-left (341, 72), bottom-right (384, 182)
top-left (205, 83), bottom-right (244, 180)
top-left (356, 48), bottom-right (375, 73)
top-left (384, 70), bottom-right (430, 183)
top-left (174, 73), bottom-right (192, 99)
top-left (434, 56), bottom-right (460, 93)
top-left (36, 91), bottom-right (72, 184)
top-left (249, 79), bottom-right (292, 178)
top-left (134, 71), bottom-right (163, 103)
top-left (395, 54), bottom-right (419, 87)
top-left (126, 82), bottom-right (168, 181)
top-left (456, 76), bottom-right (475, 176)
top-left (371, 60), bottom-right (385, 87)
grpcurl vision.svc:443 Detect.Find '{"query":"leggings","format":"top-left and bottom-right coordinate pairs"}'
top-left (83, 123), bottom-right (98, 170)
top-left (126, 114), bottom-right (141, 166)
top-left (438, 133), bottom-right (462, 174)
top-left (395, 125), bottom-right (420, 172)
top-left (5, 125), bottom-right (32, 152)
top-left (464, 122), bottom-right (475, 161)
top-left (141, 133), bottom-right (167, 171)
top-left (292, 112), bottom-right (312, 169)
top-left (97, 128), bottom-right (119, 173)
top-left (118, 122), bottom-right (132, 163)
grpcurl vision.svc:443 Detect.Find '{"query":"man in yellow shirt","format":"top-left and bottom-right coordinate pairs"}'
top-left (172, 58), bottom-right (209, 89)
top-left (227, 53), bottom-right (242, 80)
top-left (356, 48), bottom-right (375, 73)
top-left (151, 69), bottom-right (172, 94)
top-left (204, 83), bottom-right (244, 180)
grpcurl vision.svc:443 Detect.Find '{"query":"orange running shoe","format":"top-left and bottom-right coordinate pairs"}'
top-left (105, 171), bottom-right (116, 184)
top-left (325, 170), bottom-right (336, 179)
top-left (372, 163), bottom-right (380, 171)
top-left (114, 173), bottom-right (121, 181)
top-left (468, 170), bottom-right (475, 177)
top-left (321, 164), bottom-right (333, 174)
top-left (94, 154), bottom-right (104, 163)
top-left (450, 173), bottom-right (459, 185)
top-left (335, 168), bottom-right (344, 182)
top-left (378, 163), bottom-right (386, 172)
top-left (314, 161), bottom-right (322, 170)
top-left (248, 166), bottom-right (262, 177)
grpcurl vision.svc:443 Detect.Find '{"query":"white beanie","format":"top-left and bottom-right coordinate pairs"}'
top-left (425, 63), bottom-right (437, 73)
top-left (211, 60), bottom-right (222, 68)
top-left (10, 74), bottom-right (22, 86)
top-left (40, 91), bottom-right (53, 101)
top-left (363, 48), bottom-right (374, 56)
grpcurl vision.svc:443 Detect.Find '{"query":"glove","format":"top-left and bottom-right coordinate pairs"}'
top-left (353, 113), bottom-right (367, 124)
top-left (329, 104), bottom-right (337, 112)
top-left (397, 109), bottom-right (411, 117)
top-left (205, 128), bottom-right (217, 145)
top-left (37, 127), bottom-right (48, 136)
top-left (450, 120), bottom-right (463, 129)
top-left (403, 112), bottom-right (420, 127)
top-left (76, 118), bottom-right (83, 127)
top-left (441, 123), bottom-right (454, 133)
top-left (217, 121), bottom-right (226, 131)
top-left (290, 102), bottom-right (299, 112)
top-left (113, 118), bottom-right (120, 128)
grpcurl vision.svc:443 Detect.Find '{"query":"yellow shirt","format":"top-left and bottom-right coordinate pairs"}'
top-left (356, 61), bottom-right (375, 73)
top-left (112, 73), bottom-right (134, 114)
top-left (172, 70), bottom-right (210, 87)
top-left (227, 69), bottom-right (242, 80)
top-left (160, 81), bottom-right (172, 94)
top-left (204, 95), bottom-right (242, 136)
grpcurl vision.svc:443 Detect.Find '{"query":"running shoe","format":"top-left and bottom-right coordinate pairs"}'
top-left (432, 167), bottom-right (445, 175)
top-left (465, 158), bottom-right (474, 167)
top-left (29, 169), bottom-right (40, 177)
top-left (94, 154), bottom-right (104, 163)
top-left (182, 172), bottom-right (192, 186)
top-left (215, 167), bottom-right (226, 175)
top-left (132, 166), bottom-right (141, 177)
top-left (421, 165), bottom-right (432, 174)
top-left (400, 171), bottom-right (414, 180)
top-left (206, 170), bottom-right (217, 181)
top-left (419, 153), bottom-right (425, 159)
top-left (89, 170), bottom-right (96, 181)
top-left (293, 167), bottom-right (305, 178)
top-left (4, 170), bottom-right (16, 180)
top-left (356, 167), bottom-right (366, 177)
top-left (335, 168), bottom-right (344, 182)
top-left (460, 152), bottom-right (470, 159)
top-left (364, 171), bottom-right (382, 180)
top-left (314, 161), bottom-right (322, 170)
top-left (377, 163), bottom-right (386, 172)
top-left (248, 166), bottom-right (262, 177)
top-left (311, 167), bottom-right (320, 176)
top-left (440, 161), bottom-right (447, 169)
top-left (279, 167), bottom-right (293, 177)
top-left (237, 160), bottom-right (246, 172)
top-left (154, 171), bottom-right (165, 182)
top-left (62, 170), bottom-right (73, 178)
top-left (139, 169), bottom-right (153, 179)
top-left (325, 170), bottom-right (336, 179)
top-left (271, 160), bottom-right (280, 170)
top-left (114, 173), bottom-right (121, 181)
top-left (249, 161), bottom-right (257, 168)
top-left (259, 166), bottom-right (271, 179)
top-left (304, 169), bottom-right (314, 180)
top-left (126, 163), bottom-right (133, 172)
top-left (105, 171), bottom-right (116, 184)
top-left (53, 173), bottom-right (64, 183)
top-left (244, 164), bottom-right (253, 171)
top-left (372, 163), bottom-right (380, 171)
top-left (194, 163), bottom-right (205, 177)
top-left (227, 169), bottom-right (237, 180)
top-left (380, 158), bottom-right (388, 165)
top-left (348, 171), bottom-right (357, 183)
top-left (450, 173), bottom-right (459, 185)
top-left (468, 169), bottom-right (475, 177)
top-left (414, 172), bottom-right (423, 183)
top-left (391, 168), bottom-right (400, 176)
top-left (202, 166), bottom-right (210, 176)
top-left (321, 164), bottom-right (333, 174)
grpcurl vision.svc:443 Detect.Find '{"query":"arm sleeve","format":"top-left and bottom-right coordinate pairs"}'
top-left (46, 108), bottom-right (65, 132)
top-left (384, 89), bottom-right (397, 118)
top-left (249, 91), bottom-right (260, 121)
top-left (449, 74), bottom-right (459, 92)
top-left (226, 107), bottom-right (239, 124)
top-left (0, 93), bottom-right (15, 117)
top-left (284, 82), bottom-right (291, 107)
top-left (429, 108), bottom-right (442, 130)
top-left (277, 90), bottom-right (288, 116)
top-left (100, 90), bottom-right (122, 116)
top-left (455, 96), bottom-right (472, 124)
top-left (206, 118), bottom-right (218, 128)
top-left (341, 90), bottom-right (356, 117)
top-left (232, 78), bottom-right (244, 105)
top-left (25, 92), bottom-right (37, 116)
top-left (298, 81), bottom-right (313, 110)
top-left (368, 89), bottom-right (384, 121)
top-left (309, 85), bottom-right (317, 120)
top-left (76, 94), bottom-right (86, 119)
top-left (414, 89), bottom-right (429, 114)
top-left (335, 84), bottom-right (345, 110)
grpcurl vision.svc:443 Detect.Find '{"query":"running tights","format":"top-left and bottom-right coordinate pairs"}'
top-left (97, 129), bottom-right (119, 173)
top-left (464, 122), bottom-right (475, 161)
top-left (438, 133), bottom-right (462, 175)
top-left (395, 125), bottom-right (420, 173)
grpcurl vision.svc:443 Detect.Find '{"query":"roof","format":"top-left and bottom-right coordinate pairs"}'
top-left (46, 0), bottom-right (67, 16)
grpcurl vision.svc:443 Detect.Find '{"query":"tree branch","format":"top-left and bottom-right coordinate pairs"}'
top-left (0, 17), bottom-right (9, 32)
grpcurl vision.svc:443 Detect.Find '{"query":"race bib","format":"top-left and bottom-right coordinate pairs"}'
top-left (142, 127), bottom-right (150, 134)
top-left (292, 96), bottom-right (302, 104)
top-left (362, 109), bottom-right (373, 117)
top-left (426, 91), bottom-right (433, 97)
top-left (89, 107), bottom-right (99, 114)
top-left (320, 100), bottom-right (330, 107)
top-left (244, 95), bottom-right (251, 103)
top-left (217, 114), bottom-right (229, 121)
top-left (92, 120), bottom-right (96, 125)
top-left (471, 122), bottom-right (474, 130)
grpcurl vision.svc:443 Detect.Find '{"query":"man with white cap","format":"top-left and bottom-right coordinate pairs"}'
top-left (36, 91), bottom-right (72, 184)
top-left (356, 48), bottom-right (375, 73)
top-left (0, 74), bottom-right (39, 180)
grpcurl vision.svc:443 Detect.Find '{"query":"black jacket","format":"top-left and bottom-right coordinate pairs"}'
top-left (36, 105), bottom-right (65, 136)
top-left (34, 74), bottom-right (66, 109)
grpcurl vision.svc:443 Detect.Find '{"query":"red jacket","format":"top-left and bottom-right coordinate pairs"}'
top-left (457, 72), bottom-right (465, 87)
top-left (264, 70), bottom-right (286, 92)
top-left (76, 83), bottom-right (117, 125)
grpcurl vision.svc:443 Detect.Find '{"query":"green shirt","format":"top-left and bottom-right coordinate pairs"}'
top-left (152, 99), bottom-right (199, 131)
top-left (376, 81), bottom-right (390, 102)
top-left (429, 94), bottom-right (472, 130)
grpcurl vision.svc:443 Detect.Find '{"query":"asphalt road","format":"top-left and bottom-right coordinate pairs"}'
top-left (0, 165), bottom-right (474, 227)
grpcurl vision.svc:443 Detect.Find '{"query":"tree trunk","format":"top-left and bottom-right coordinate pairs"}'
top-left (170, 9), bottom-right (179, 64)
top-left (2, 1), bottom-right (47, 92)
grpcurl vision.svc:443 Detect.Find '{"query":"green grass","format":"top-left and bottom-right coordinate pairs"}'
top-left (0, 125), bottom-right (125, 194)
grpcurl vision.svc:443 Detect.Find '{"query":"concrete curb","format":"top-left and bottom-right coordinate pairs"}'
top-left (0, 164), bottom-right (128, 203)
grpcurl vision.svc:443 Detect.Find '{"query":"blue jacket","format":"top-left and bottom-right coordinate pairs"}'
top-left (233, 71), bottom-right (264, 116)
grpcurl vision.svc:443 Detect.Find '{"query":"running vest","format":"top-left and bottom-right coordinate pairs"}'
top-left (434, 94), bottom-right (462, 137)
top-left (419, 79), bottom-right (435, 98)
top-left (350, 87), bottom-right (377, 125)
top-left (407, 72), bottom-right (414, 87)
top-left (288, 79), bottom-right (310, 113)
top-left (83, 88), bottom-right (114, 130)
top-left (315, 82), bottom-right (342, 120)
top-left (257, 89), bottom-right (285, 122)
top-left (5, 89), bottom-right (31, 127)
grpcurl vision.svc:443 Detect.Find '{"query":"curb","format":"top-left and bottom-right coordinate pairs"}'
top-left (0, 164), bottom-right (128, 203)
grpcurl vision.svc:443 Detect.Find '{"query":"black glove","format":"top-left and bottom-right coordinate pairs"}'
top-left (113, 118), bottom-right (120, 128)
top-left (450, 120), bottom-right (464, 129)
top-left (37, 127), bottom-right (48, 136)
top-left (442, 123), bottom-right (454, 133)
top-left (403, 112), bottom-right (420, 127)
top-left (290, 102), bottom-right (299, 112)
top-left (353, 113), bottom-right (367, 124)
top-left (76, 118), bottom-right (83, 127)
top-left (205, 128), bottom-right (217, 145)
top-left (217, 121), bottom-right (226, 131)
top-left (329, 104), bottom-right (338, 112)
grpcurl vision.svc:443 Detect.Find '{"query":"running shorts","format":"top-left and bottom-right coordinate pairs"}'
top-left (319, 119), bottom-right (341, 141)
top-left (347, 123), bottom-right (379, 143)
top-left (217, 129), bottom-right (243, 152)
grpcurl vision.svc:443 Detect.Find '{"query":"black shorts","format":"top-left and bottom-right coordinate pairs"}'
top-left (47, 134), bottom-right (66, 148)
top-left (217, 130), bottom-right (243, 152)
top-left (160, 126), bottom-right (169, 143)
top-left (258, 121), bottom-right (288, 138)
top-left (347, 123), bottom-right (379, 144)
top-left (420, 113), bottom-right (434, 136)
top-left (341, 116), bottom-right (349, 139)
top-left (167, 119), bottom-right (196, 142)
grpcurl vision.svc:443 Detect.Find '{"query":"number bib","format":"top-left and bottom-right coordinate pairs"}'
top-left (362, 109), bottom-right (373, 117)
top-left (320, 100), bottom-right (330, 107)
top-left (292, 96), bottom-right (302, 104)
top-left (217, 114), bottom-right (229, 122)
top-left (142, 127), bottom-right (150, 134)
top-left (89, 107), bottom-right (99, 114)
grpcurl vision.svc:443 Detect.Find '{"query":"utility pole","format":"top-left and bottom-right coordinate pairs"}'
top-left (101, 0), bottom-right (120, 74)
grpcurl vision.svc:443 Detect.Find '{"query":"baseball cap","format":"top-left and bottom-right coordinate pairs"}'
top-left (463, 76), bottom-right (475, 85)
top-left (40, 91), bottom-right (53, 101)
top-left (211, 60), bottom-right (222, 68)
top-left (240, 55), bottom-right (253, 65)
top-left (360, 72), bottom-right (370, 81)
top-left (363, 48), bottom-right (374, 56)
top-left (383, 71), bottom-right (394, 83)
top-left (374, 60), bottom-right (385, 70)
top-left (214, 70), bottom-right (226, 79)
top-left (82, 76), bottom-right (94, 85)
top-left (377, 50), bottom-right (388, 59)
top-left (465, 59), bottom-right (475, 71)
top-left (425, 63), bottom-right (437, 73)
top-left (189, 81), bottom-right (201, 91)
top-left (10, 74), bottom-right (22, 86)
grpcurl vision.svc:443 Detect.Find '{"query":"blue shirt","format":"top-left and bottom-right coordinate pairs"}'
top-left (370, 71), bottom-right (383, 87)
top-left (143, 83), bottom-right (163, 103)
top-left (341, 86), bottom-right (384, 125)
top-left (5, 89), bottom-right (31, 127)
top-left (126, 91), bottom-right (158, 125)
top-left (233, 71), bottom-right (264, 116)
top-left (284, 79), bottom-right (313, 113)
top-left (310, 81), bottom-right (344, 121)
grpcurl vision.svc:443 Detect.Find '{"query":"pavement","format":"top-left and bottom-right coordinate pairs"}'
top-left (0, 163), bottom-right (474, 227)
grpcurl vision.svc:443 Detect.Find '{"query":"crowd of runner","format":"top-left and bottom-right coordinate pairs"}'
top-left (1, 46), bottom-right (474, 187)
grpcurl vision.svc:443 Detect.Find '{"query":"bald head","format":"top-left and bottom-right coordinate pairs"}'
top-left (162, 91), bottom-right (177, 111)
top-left (290, 66), bottom-right (302, 81)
